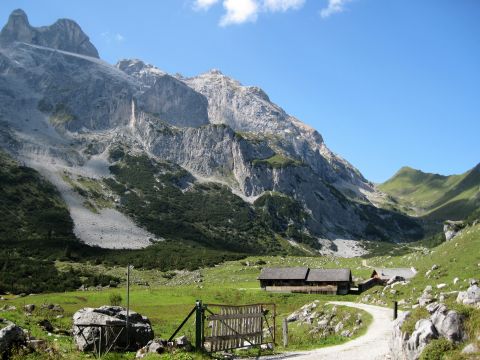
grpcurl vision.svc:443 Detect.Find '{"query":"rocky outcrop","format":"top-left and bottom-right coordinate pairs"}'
top-left (443, 220), bottom-right (465, 241)
top-left (72, 306), bottom-right (154, 351)
top-left (0, 9), bottom-right (99, 58)
top-left (390, 303), bottom-right (466, 360)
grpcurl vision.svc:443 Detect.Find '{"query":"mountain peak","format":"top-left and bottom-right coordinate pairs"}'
top-left (0, 9), bottom-right (99, 58)
top-left (0, 9), bottom-right (32, 45)
top-left (207, 68), bottom-right (223, 75)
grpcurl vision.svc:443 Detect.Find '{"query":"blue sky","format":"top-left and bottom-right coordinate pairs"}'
top-left (1, 0), bottom-right (479, 182)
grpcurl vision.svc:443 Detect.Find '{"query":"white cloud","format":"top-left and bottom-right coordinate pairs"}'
top-left (101, 32), bottom-right (125, 44)
top-left (219, 0), bottom-right (259, 26)
top-left (263, 0), bottom-right (305, 12)
top-left (193, 0), bottom-right (220, 11)
top-left (320, 0), bottom-right (351, 18)
top-left (193, 0), bottom-right (361, 26)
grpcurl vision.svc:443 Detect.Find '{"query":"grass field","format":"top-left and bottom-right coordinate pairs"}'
top-left (1, 224), bottom-right (479, 359)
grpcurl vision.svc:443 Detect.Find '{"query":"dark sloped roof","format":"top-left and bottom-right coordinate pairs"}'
top-left (258, 267), bottom-right (309, 280)
top-left (306, 268), bottom-right (351, 282)
top-left (372, 268), bottom-right (416, 280)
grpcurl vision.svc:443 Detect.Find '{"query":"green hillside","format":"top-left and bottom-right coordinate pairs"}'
top-left (379, 164), bottom-right (480, 221)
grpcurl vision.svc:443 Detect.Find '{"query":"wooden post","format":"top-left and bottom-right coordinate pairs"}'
top-left (195, 300), bottom-right (204, 351)
top-left (393, 301), bottom-right (398, 320)
top-left (282, 318), bottom-right (288, 348)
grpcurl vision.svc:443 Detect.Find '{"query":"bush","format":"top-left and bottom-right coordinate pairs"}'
top-left (109, 293), bottom-right (123, 306)
top-left (420, 338), bottom-right (455, 360)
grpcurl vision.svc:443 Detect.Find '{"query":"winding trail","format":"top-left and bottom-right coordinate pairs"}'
top-left (259, 302), bottom-right (394, 360)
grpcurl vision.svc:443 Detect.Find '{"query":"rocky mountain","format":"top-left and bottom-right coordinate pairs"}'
top-left (379, 164), bottom-right (480, 221)
top-left (0, 9), bottom-right (98, 58)
top-left (0, 9), bottom-right (423, 252)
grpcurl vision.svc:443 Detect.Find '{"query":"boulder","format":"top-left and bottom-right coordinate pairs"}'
top-left (406, 319), bottom-right (438, 360)
top-left (461, 342), bottom-right (479, 354)
top-left (456, 284), bottom-right (480, 307)
top-left (430, 304), bottom-right (466, 342)
top-left (136, 339), bottom-right (167, 358)
top-left (73, 306), bottom-right (154, 352)
top-left (24, 304), bottom-right (35, 313)
top-left (38, 319), bottom-right (54, 332)
top-left (175, 335), bottom-right (191, 350)
top-left (27, 338), bottom-right (47, 352)
top-left (41, 304), bottom-right (64, 313)
top-left (0, 321), bottom-right (26, 354)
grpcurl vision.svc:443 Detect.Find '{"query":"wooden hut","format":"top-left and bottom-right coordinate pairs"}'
top-left (306, 268), bottom-right (352, 295)
top-left (258, 267), bottom-right (308, 289)
top-left (258, 267), bottom-right (352, 295)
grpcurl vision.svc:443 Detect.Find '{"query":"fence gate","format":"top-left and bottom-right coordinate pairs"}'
top-left (169, 301), bottom-right (276, 353)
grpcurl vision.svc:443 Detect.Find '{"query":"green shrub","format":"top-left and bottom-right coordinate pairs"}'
top-left (109, 293), bottom-right (123, 306)
top-left (419, 338), bottom-right (455, 360)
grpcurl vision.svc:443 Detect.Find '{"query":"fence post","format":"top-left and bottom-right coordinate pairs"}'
top-left (282, 318), bottom-right (288, 348)
top-left (195, 300), bottom-right (204, 351)
top-left (393, 301), bottom-right (398, 320)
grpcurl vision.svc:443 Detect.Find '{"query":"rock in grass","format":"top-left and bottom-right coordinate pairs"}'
top-left (24, 304), bottom-right (35, 313)
top-left (0, 320), bottom-right (26, 354)
top-left (72, 306), bottom-right (154, 352)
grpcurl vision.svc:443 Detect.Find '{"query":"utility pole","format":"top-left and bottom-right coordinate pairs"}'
top-left (126, 264), bottom-right (131, 349)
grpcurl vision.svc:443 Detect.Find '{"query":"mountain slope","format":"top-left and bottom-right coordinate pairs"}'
top-left (378, 164), bottom-right (480, 221)
top-left (0, 9), bottom-right (424, 252)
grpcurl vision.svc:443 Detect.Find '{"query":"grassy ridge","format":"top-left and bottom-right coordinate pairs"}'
top-left (379, 164), bottom-right (480, 221)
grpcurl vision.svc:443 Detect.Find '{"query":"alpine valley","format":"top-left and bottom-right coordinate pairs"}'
top-left (3, 8), bottom-right (476, 270)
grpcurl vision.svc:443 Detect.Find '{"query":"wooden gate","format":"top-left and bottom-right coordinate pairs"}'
top-left (204, 303), bottom-right (275, 352)
top-left (168, 301), bottom-right (276, 353)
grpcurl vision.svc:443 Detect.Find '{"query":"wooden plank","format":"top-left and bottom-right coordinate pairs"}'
top-left (204, 332), bottom-right (263, 341)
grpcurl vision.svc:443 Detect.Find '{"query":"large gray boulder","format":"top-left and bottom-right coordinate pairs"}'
top-left (0, 320), bottom-right (26, 354)
top-left (72, 306), bottom-right (154, 352)
top-left (430, 304), bottom-right (466, 342)
top-left (406, 319), bottom-right (438, 360)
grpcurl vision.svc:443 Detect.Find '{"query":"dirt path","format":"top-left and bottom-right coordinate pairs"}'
top-left (362, 259), bottom-right (374, 269)
top-left (258, 301), bottom-right (394, 360)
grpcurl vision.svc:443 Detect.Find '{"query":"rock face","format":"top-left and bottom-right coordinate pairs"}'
top-left (0, 320), bottom-right (26, 354)
top-left (0, 9), bottom-right (424, 249)
top-left (72, 306), bottom-right (154, 351)
top-left (117, 59), bottom-right (209, 128)
top-left (0, 9), bottom-right (99, 58)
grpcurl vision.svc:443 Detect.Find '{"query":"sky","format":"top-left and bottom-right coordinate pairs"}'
top-left (1, 0), bottom-right (479, 182)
